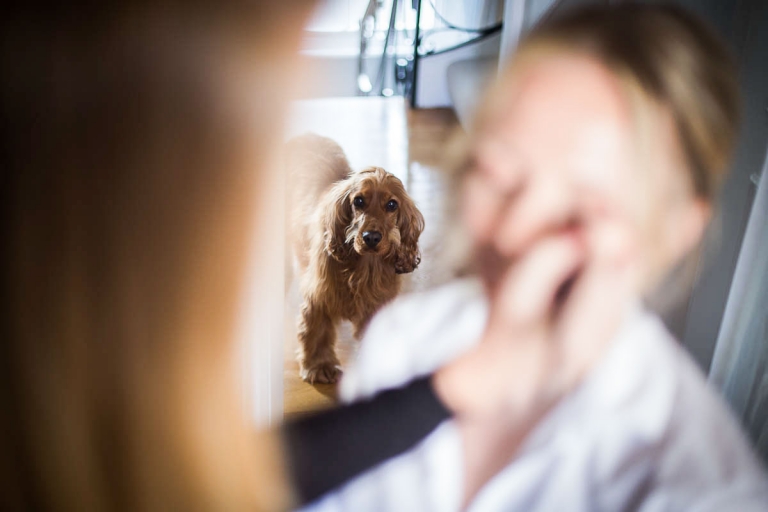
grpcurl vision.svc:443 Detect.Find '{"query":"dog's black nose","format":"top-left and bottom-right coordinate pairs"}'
top-left (362, 231), bottom-right (382, 248)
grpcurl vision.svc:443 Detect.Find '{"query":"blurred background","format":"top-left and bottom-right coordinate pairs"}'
top-left (261, 0), bottom-right (768, 464)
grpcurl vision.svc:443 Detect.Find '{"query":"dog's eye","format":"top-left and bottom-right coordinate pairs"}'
top-left (386, 200), bottom-right (399, 212)
top-left (353, 196), bottom-right (365, 208)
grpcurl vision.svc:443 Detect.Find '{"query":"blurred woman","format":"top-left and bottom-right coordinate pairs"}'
top-left (312, 4), bottom-right (768, 511)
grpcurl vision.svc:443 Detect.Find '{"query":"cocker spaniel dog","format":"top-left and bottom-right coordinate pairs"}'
top-left (286, 134), bottom-right (425, 383)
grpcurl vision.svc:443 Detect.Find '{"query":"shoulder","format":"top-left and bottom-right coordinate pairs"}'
top-left (650, 319), bottom-right (768, 508)
top-left (495, 308), bottom-right (768, 510)
top-left (339, 278), bottom-right (488, 402)
top-left (564, 308), bottom-right (768, 509)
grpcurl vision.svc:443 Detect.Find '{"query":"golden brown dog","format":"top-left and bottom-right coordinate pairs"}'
top-left (286, 134), bottom-right (425, 383)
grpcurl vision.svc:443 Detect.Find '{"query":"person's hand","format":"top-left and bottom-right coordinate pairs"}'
top-left (434, 204), bottom-right (636, 424)
top-left (433, 207), bottom-right (636, 506)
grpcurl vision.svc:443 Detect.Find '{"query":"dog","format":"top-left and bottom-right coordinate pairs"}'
top-left (286, 134), bottom-right (425, 383)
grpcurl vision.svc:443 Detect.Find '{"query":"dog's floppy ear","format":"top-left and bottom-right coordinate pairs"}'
top-left (321, 179), bottom-right (354, 262)
top-left (394, 192), bottom-right (425, 274)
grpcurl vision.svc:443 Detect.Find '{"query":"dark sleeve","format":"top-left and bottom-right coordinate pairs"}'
top-left (281, 374), bottom-right (451, 506)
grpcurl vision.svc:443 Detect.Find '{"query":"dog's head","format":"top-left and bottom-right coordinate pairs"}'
top-left (321, 167), bottom-right (424, 273)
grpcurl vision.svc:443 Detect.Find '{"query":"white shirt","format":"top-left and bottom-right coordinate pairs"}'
top-left (300, 278), bottom-right (768, 512)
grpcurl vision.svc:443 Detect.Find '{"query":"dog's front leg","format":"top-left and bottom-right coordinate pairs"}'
top-left (351, 309), bottom-right (376, 341)
top-left (297, 300), bottom-right (342, 384)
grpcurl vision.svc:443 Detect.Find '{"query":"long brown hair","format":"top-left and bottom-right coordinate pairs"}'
top-left (1, 2), bottom-right (313, 510)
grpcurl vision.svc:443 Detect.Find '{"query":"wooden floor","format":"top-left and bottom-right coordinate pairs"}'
top-left (284, 97), bottom-right (461, 419)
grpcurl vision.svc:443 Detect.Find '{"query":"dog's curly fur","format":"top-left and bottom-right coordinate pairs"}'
top-left (286, 134), bottom-right (425, 383)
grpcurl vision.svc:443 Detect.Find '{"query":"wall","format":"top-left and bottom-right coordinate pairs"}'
top-left (415, 33), bottom-right (502, 108)
top-left (661, 0), bottom-right (768, 373)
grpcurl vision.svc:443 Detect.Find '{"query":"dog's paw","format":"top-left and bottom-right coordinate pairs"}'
top-left (300, 363), bottom-right (343, 384)
top-left (395, 253), bottom-right (421, 274)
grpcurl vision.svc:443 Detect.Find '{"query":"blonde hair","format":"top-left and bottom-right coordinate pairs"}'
top-left (0, 2), bottom-right (312, 510)
top-left (487, 3), bottom-right (740, 201)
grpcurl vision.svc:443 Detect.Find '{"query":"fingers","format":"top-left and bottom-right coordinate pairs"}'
top-left (471, 188), bottom-right (638, 412)
top-left (494, 174), bottom-right (575, 257)
top-left (553, 217), bottom-right (636, 391)
top-left (462, 172), bottom-right (509, 245)
top-left (483, 215), bottom-right (636, 405)
top-left (462, 229), bottom-right (590, 417)
top-left (489, 232), bottom-right (585, 332)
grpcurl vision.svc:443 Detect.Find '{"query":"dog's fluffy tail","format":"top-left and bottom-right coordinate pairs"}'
top-left (285, 134), bottom-right (352, 271)
top-left (285, 134), bottom-right (351, 202)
